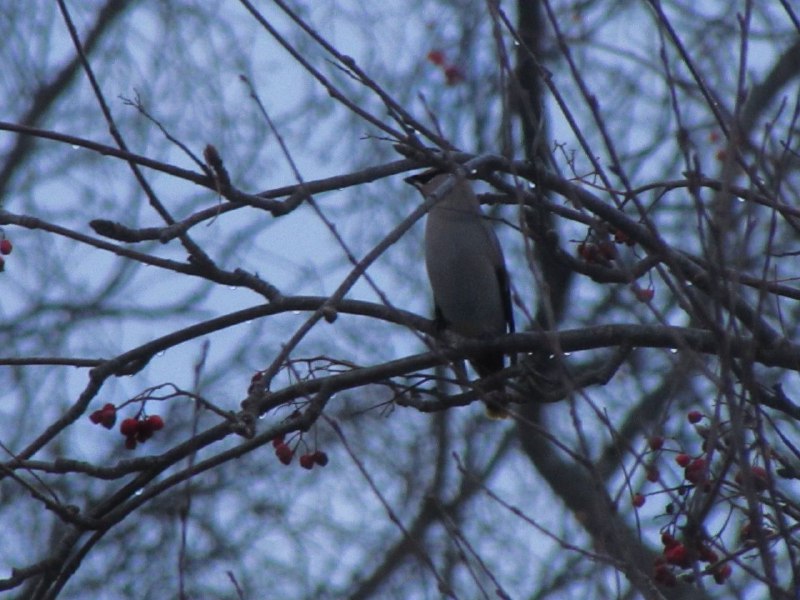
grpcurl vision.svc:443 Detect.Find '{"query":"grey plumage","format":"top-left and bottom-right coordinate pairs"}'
top-left (408, 171), bottom-right (514, 416)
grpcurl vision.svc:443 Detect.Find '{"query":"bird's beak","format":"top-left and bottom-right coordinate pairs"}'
top-left (404, 169), bottom-right (440, 187)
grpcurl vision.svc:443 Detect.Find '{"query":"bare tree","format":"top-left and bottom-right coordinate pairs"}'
top-left (0, 1), bottom-right (799, 598)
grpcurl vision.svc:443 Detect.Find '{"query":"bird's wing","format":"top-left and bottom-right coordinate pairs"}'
top-left (495, 264), bottom-right (514, 335)
top-left (479, 216), bottom-right (514, 335)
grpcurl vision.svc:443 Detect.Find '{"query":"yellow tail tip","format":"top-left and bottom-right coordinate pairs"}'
top-left (484, 403), bottom-right (510, 419)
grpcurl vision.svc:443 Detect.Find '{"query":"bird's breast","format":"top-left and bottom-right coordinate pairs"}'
top-left (424, 213), bottom-right (506, 337)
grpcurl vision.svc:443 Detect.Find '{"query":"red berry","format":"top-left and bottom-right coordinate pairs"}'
top-left (124, 436), bottom-right (137, 450)
top-left (698, 545), bottom-right (718, 563)
top-left (687, 410), bottom-right (703, 424)
top-left (299, 454), bottom-right (315, 470)
top-left (99, 404), bottom-right (116, 429)
top-left (426, 49), bottom-right (445, 65)
top-left (684, 457), bottom-right (707, 484)
top-left (661, 532), bottom-right (678, 548)
top-left (272, 435), bottom-right (285, 448)
top-left (313, 450), bottom-right (329, 466)
top-left (635, 287), bottom-right (655, 302)
top-left (136, 419), bottom-right (154, 442)
top-left (713, 563), bottom-right (732, 584)
top-left (120, 418), bottom-right (138, 437)
top-left (664, 543), bottom-right (690, 568)
top-left (0, 239), bottom-right (12, 255)
top-left (89, 410), bottom-right (104, 424)
top-left (676, 453), bottom-right (691, 467)
top-left (147, 415), bottom-right (164, 431)
top-left (275, 443), bottom-right (293, 465)
top-left (632, 493), bottom-right (646, 508)
top-left (648, 436), bottom-right (664, 451)
top-left (653, 564), bottom-right (677, 587)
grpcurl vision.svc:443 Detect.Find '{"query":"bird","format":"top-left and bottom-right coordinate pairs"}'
top-left (407, 169), bottom-right (514, 417)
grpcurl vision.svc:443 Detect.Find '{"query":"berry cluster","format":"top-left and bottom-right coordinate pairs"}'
top-left (632, 408), bottom-right (786, 588)
top-left (576, 225), bottom-right (638, 264)
top-left (577, 240), bottom-right (617, 264)
top-left (676, 454), bottom-right (706, 485)
top-left (576, 227), bottom-right (655, 302)
top-left (89, 403), bottom-right (117, 429)
top-left (653, 533), bottom-right (731, 587)
top-left (119, 415), bottom-right (164, 450)
top-left (0, 236), bottom-right (14, 272)
top-left (89, 403), bottom-right (165, 449)
top-left (426, 49), bottom-right (465, 86)
top-left (272, 435), bottom-right (328, 470)
top-left (612, 228), bottom-right (636, 246)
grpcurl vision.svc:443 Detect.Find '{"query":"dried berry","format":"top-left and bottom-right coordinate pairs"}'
top-left (736, 466), bottom-right (769, 491)
top-left (313, 450), bottom-right (329, 466)
top-left (646, 466), bottom-right (660, 482)
top-left (444, 65), bottom-right (464, 85)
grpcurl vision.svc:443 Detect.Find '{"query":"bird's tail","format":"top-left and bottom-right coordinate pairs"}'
top-left (484, 401), bottom-right (509, 419)
top-left (472, 351), bottom-right (510, 419)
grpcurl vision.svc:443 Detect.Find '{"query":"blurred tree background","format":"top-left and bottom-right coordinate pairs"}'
top-left (1, 1), bottom-right (799, 598)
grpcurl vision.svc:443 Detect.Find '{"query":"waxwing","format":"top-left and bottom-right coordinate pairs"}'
top-left (407, 170), bottom-right (514, 417)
